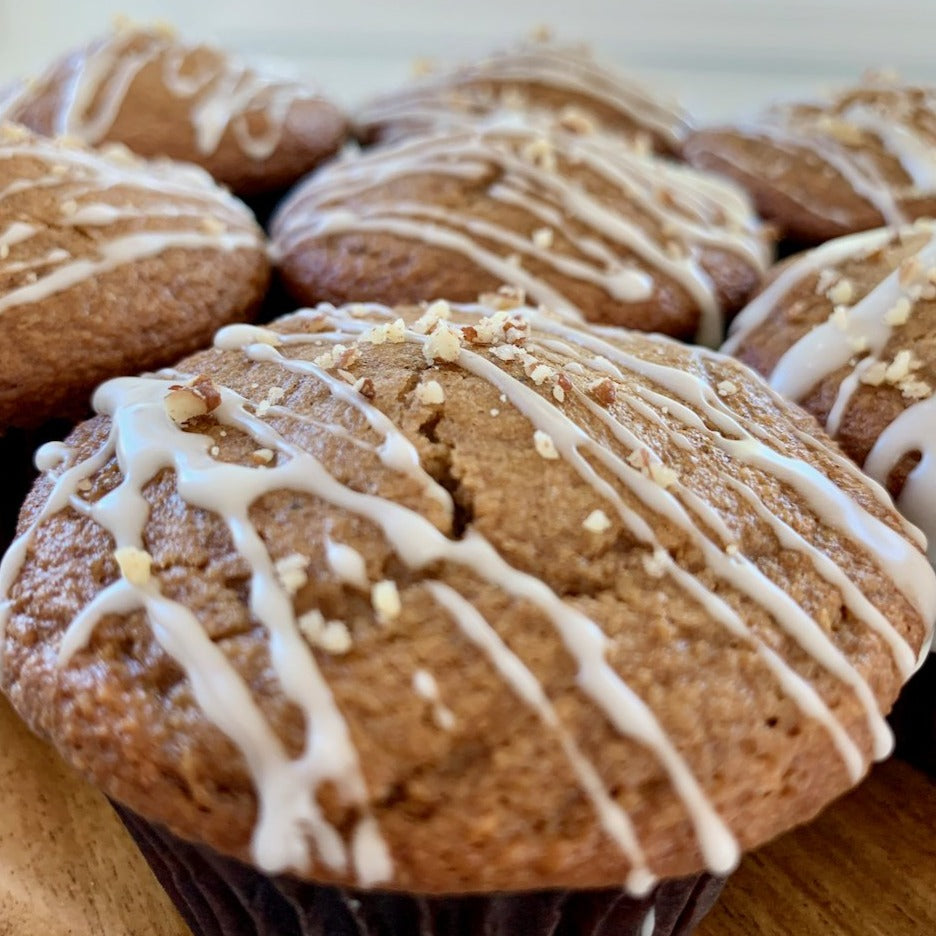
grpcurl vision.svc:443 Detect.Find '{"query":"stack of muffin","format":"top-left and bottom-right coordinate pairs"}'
top-left (0, 20), bottom-right (933, 936)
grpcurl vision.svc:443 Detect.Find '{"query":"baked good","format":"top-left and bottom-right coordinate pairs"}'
top-left (356, 38), bottom-right (691, 155)
top-left (725, 219), bottom-right (936, 774)
top-left (684, 74), bottom-right (936, 246)
top-left (271, 120), bottom-right (771, 346)
top-left (1, 22), bottom-right (348, 197)
top-left (1, 297), bottom-right (932, 934)
top-left (0, 122), bottom-right (270, 431)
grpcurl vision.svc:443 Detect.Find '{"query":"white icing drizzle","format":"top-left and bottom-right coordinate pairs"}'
top-left (727, 223), bottom-right (936, 592)
top-left (641, 906), bottom-right (657, 936)
top-left (21, 27), bottom-right (326, 161)
top-left (2, 301), bottom-right (931, 890)
top-left (0, 128), bottom-right (260, 315)
top-left (357, 42), bottom-right (690, 150)
top-left (274, 120), bottom-right (768, 347)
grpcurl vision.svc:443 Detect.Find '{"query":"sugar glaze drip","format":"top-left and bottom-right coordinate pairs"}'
top-left (2, 301), bottom-right (932, 891)
top-left (274, 118), bottom-right (769, 347)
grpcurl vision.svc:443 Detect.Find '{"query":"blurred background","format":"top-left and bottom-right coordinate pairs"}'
top-left (1, 0), bottom-right (935, 120)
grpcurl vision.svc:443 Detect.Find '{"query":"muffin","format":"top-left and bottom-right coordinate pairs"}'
top-left (725, 220), bottom-right (936, 773)
top-left (0, 22), bottom-right (348, 197)
top-left (0, 122), bottom-right (270, 430)
top-left (1, 297), bottom-right (932, 935)
top-left (684, 74), bottom-right (936, 247)
top-left (271, 119), bottom-right (771, 346)
top-left (355, 39), bottom-right (691, 156)
top-left (0, 121), bottom-right (269, 553)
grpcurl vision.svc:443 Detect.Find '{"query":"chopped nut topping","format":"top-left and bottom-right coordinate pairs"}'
top-left (532, 226), bottom-right (554, 249)
top-left (552, 384), bottom-right (566, 403)
top-left (884, 349), bottom-right (921, 383)
top-left (587, 377), bottom-right (616, 406)
top-left (298, 609), bottom-right (353, 655)
top-left (885, 297), bottom-right (912, 326)
top-left (200, 216), bottom-right (225, 235)
top-left (491, 344), bottom-right (521, 362)
top-left (529, 363), bottom-right (555, 386)
top-left (478, 285), bottom-right (527, 311)
top-left (413, 300), bottom-right (451, 334)
top-left (814, 115), bottom-right (865, 144)
top-left (372, 580), bottom-right (402, 623)
top-left (60, 199), bottom-right (78, 216)
top-left (275, 553), bottom-right (309, 596)
top-left (716, 379), bottom-right (739, 397)
top-left (726, 543), bottom-right (740, 556)
top-left (363, 318), bottom-right (407, 346)
top-left (900, 379), bottom-right (932, 400)
top-left (164, 375), bottom-right (222, 425)
top-left (814, 268), bottom-right (839, 295)
top-left (846, 334), bottom-right (869, 353)
top-left (641, 548), bottom-right (668, 578)
top-left (251, 448), bottom-right (275, 465)
top-left (114, 546), bottom-right (152, 587)
top-left (860, 361), bottom-right (889, 387)
top-left (533, 429), bottom-right (560, 460)
top-left (490, 407), bottom-right (500, 417)
top-left (423, 321), bottom-right (462, 364)
top-left (0, 244), bottom-right (9, 260)
top-left (583, 509), bottom-right (612, 533)
top-left (830, 306), bottom-right (850, 330)
top-left (521, 137), bottom-right (557, 172)
top-left (557, 105), bottom-right (596, 135)
top-left (649, 462), bottom-right (679, 489)
top-left (415, 379), bottom-right (445, 405)
top-left (828, 278), bottom-right (854, 305)
top-left (353, 376), bottom-right (376, 399)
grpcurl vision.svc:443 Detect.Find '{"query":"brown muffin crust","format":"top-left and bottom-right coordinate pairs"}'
top-left (2, 299), bottom-right (931, 896)
top-left (271, 121), bottom-right (771, 346)
top-left (725, 221), bottom-right (936, 560)
top-left (684, 77), bottom-right (936, 245)
top-left (0, 122), bottom-right (270, 430)
top-left (355, 40), bottom-right (691, 156)
top-left (2, 23), bottom-right (348, 196)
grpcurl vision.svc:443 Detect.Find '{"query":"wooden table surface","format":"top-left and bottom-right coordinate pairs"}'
top-left (1, 693), bottom-right (932, 936)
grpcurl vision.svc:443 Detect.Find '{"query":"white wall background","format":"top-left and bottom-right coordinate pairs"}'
top-left (2, 0), bottom-right (936, 121)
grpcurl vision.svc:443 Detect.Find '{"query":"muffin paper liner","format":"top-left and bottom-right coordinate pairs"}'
top-left (116, 806), bottom-right (726, 936)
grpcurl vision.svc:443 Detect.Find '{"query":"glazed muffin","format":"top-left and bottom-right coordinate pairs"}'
top-left (0, 122), bottom-right (269, 431)
top-left (1, 296), bottom-right (932, 935)
top-left (725, 220), bottom-right (936, 773)
top-left (271, 119), bottom-right (771, 346)
top-left (684, 74), bottom-right (936, 246)
top-left (356, 39), bottom-right (691, 155)
top-left (1, 22), bottom-right (348, 197)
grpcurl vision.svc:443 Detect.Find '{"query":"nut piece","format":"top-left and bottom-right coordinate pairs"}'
top-left (164, 375), bottom-right (222, 425)
top-left (372, 580), bottom-right (402, 624)
top-left (275, 553), bottom-right (309, 597)
top-left (114, 546), bottom-right (153, 587)
top-left (533, 429), bottom-right (560, 460)
top-left (416, 379), bottom-right (445, 405)
top-left (298, 609), bottom-right (353, 655)
top-left (423, 322), bottom-right (462, 364)
top-left (583, 509), bottom-right (612, 533)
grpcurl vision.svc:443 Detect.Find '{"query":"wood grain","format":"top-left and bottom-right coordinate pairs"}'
top-left (0, 695), bottom-right (189, 936)
top-left (0, 693), bottom-right (932, 936)
top-left (700, 758), bottom-right (936, 936)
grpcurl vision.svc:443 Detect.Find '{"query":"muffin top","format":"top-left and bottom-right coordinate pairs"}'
top-left (684, 75), bottom-right (936, 245)
top-left (355, 39), bottom-right (691, 155)
top-left (271, 118), bottom-right (771, 346)
top-left (0, 122), bottom-right (269, 430)
top-left (726, 220), bottom-right (936, 562)
top-left (1, 22), bottom-right (348, 196)
top-left (2, 297), bottom-right (932, 896)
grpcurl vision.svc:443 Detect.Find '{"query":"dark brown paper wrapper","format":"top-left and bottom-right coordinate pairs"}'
top-left (116, 807), bottom-right (726, 936)
top-left (889, 652), bottom-right (936, 777)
